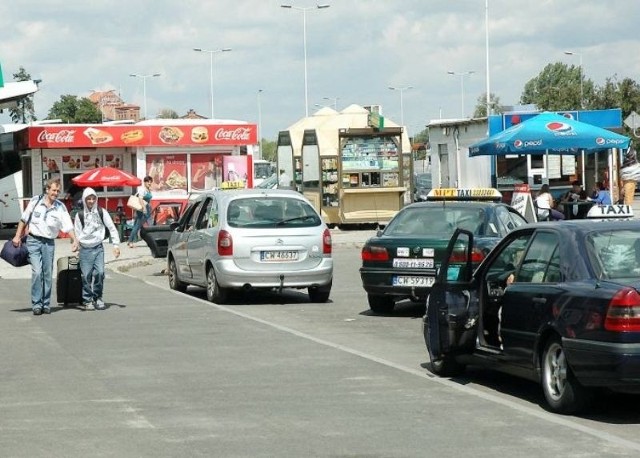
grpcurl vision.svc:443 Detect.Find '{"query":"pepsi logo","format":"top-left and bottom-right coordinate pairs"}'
top-left (596, 137), bottom-right (605, 145)
top-left (514, 140), bottom-right (523, 148)
top-left (546, 122), bottom-right (572, 133)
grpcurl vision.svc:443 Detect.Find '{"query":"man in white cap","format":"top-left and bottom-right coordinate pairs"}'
top-left (74, 187), bottom-right (120, 310)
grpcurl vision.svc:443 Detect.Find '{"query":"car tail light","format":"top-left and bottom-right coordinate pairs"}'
top-left (322, 228), bottom-right (332, 254)
top-left (604, 287), bottom-right (640, 332)
top-left (361, 245), bottom-right (389, 262)
top-left (449, 247), bottom-right (485, 263)
top-left (218, 230), bottom-right (233, 256)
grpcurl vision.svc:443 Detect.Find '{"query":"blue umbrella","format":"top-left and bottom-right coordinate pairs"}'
top-left (469, 112), bottom-right (630, 157)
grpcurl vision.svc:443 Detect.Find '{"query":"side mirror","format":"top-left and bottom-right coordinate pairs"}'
top-left (170, 222), bottom-right (180, 231)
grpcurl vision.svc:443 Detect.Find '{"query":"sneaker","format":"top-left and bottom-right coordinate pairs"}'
top-left (95, 299), bottom-right (106, 310)
top-left (84, 302), bottom-right (95, 311)
top-left (43, 307), bottom-right (51, 315)
top-left (33, 308), bottom-right (42, 316)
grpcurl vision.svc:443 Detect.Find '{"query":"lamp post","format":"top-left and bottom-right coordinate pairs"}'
top-left (193, 47), bottom-right (232, 119)
top-left (564, 50), bottom-right (584, 109)
top-left (323, 96), bottom-right (338, 110)
top-left (447, 71), bottom-right (475, 117)
top-left (257, 89), bottom-right (263, 160)
top-left (485, 0), bottom-right (491, 117)
top-left (129, 73), bottom-right (161, 120)
top-left (281, 3), bottom-right (330, 117)
top-left (388, 86), bottom-right (412, 126)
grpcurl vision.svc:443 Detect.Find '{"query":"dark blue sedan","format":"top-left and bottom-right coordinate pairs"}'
top-left (424, 214), bottom-right (640, 414)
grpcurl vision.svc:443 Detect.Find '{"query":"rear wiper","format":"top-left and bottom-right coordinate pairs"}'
top-left (276, 216), bottom-right (314, 226)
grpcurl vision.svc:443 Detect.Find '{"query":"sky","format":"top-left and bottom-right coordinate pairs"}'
top-left (1, 0), bottom-right (639, 141)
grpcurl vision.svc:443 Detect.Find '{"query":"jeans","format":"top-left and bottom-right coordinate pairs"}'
top-left (26, 235), bottom-right (55, 311)
top-left (79, 244), bottom-right (105, 304)
top-left (128, 210), bottom-right (145, 243)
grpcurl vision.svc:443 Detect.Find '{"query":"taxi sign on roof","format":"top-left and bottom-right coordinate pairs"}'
top-left (587, 204), bottom-right (634, 220)
top-left (427, 188), bottom-right (502, 202)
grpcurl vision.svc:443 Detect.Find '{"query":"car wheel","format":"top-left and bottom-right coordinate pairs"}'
top-left (367, 294), bottom-right (395, 314)
top-left (430, 356), bottom-right (466, 377)
top-left (168, 257), bottom-right (187, 293)
top-left (541, 337), bottom-right (592, 414)
top-left (206, 266), bottom-right (228, 304)
top-left (308, 282), bottom-right (331, 303)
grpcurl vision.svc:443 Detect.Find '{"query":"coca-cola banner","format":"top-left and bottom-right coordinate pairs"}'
top-left (27, 124), bottom-right (257, 149)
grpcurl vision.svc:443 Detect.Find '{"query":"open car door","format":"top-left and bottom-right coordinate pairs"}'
top-left (424, 228), bottom-right (478, 376)
top-left (140, 201), bottom-right (184, 258)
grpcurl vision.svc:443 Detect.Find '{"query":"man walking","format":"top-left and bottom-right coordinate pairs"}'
top-left (74, 187), bottom-right (120, 310)
top-left (12, 178), bottom-right (79, 315)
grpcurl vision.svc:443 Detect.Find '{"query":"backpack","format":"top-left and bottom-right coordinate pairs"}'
top-left (77, 206), bottom-right (112, 241)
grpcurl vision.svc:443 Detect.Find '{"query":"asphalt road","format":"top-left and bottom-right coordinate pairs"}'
top-left (1, 245), bottom-right (640, 457)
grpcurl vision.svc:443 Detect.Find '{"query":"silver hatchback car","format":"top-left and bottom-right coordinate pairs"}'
top-left (166, 189), bottom-right (333, 303)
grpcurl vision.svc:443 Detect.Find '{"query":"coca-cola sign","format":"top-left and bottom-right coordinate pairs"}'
top-left (214, 127), bottom-right (252, 141)
top-left (36, 129), bottom-right (77, 144)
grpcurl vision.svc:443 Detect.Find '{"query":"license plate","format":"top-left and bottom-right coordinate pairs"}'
top-left (260, 250), bottom-right (299, 262)
top-left (392, 276), bottom-right (435, 287)
top-left (392, 258), bottom-right (434, 268)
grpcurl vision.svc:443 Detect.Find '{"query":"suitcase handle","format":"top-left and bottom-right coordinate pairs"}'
top-left (68, 256), bottom-right (79, 267)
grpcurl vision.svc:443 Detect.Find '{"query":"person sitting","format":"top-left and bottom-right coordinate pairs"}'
top-left (535, 184), bottom-right (564, 221)
top-left (592, 181), bottom-right (612, 205)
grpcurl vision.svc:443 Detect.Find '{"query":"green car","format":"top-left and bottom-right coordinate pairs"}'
top-left (359, 196), bottom-right (528, 313)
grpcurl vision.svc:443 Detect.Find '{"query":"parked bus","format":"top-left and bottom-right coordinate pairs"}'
top-left (0, 125), bottom-right (25, 228)
top-left (253, 159), bottom-right (275, 187)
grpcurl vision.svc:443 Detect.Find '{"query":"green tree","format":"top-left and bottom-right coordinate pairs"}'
top-left (47, 95), bottom-right (102, 123)
top-left (473, 92), bottom-right (504, 117)
top-left (157, 108), bottom-right (179, 119)
top-left (260, 139), bottom-right (277, 162)
top-left (520, 62), bottom-right (595, 111)
top-left (9, 66), bottom-right (37, 123)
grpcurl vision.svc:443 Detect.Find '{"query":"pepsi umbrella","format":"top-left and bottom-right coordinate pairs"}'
top-left (469, 112), bottom-right (630, 157)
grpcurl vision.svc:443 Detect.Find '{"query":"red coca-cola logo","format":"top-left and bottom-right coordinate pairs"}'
top-left (213, 127), bottom-right (251, 141)
top-left (36, 129), bottom-right (76, 144)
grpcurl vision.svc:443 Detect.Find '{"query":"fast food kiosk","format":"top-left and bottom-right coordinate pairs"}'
top-left (277, 104), bottom-right (412, 227)
top-left (17, 119), bottom-right (258, 215)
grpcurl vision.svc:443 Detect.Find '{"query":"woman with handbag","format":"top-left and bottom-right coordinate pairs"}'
top-left (127, 176), bottom-right (153, 248)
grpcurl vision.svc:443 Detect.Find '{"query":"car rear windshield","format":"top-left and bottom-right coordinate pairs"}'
top-left (384, 206), bottom-right (486, 236)
top-left (586, 229), bottom-right (640, 279)
top-left (227, 196), bottom-right (322, 228)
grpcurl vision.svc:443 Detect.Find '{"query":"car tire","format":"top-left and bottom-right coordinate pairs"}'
top-left (206, 266), bottom-right (228, 304)
top-left (541, 337), bottom-right (592, 414)
top-left (168, 257), bottom-right (187, 293)
top-left (430, 356), bottom-right (466, 377)
top-left (367, 294), bottom-right (395, 314)
top-left (308, 282), bottom-right (331, 303)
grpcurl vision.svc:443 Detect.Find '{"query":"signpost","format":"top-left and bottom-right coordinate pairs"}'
top-left (624, 111), bottom-right (640, 137)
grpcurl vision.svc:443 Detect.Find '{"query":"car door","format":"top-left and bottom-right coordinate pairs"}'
top-left (500, 230), bottom-right (562, 368)
top-left (172, 200), bottom-right (203, 281)
top-left (425, 229), bottom-right (478, 362)
top-left (186, 196), bottom-right (216, 285)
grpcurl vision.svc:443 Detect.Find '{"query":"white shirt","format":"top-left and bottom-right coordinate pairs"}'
top-left (74, 206), bottom-right (120, 248)
top-left (21, 196), bottom-right (74, 239)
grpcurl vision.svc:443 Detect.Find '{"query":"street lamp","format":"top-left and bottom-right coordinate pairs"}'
top-left (323, 96), bottom-right (338, 110)
top-left (281, 3), bottom-right (330, 117)
top-left (129, 73), bottom-right (161, 120)
top-left (564, 50), bottom-right (584, 109)
top-left (257, 89), bottom-right (263, 160)
top-left (193, 47), bottom-right (232, 119)
top-left (388, 86), bottom-right (412, 126)
top-left (485, 0), bottom-right (491, 117)
top-left (447, 71), bottom-right (475, 117)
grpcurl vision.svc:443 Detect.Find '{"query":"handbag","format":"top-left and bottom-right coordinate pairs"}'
top-left (127, 195), bottom-right (144, 211)
top-left (1, 238), bottom-right (29, 267)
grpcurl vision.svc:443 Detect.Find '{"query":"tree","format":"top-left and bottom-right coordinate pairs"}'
top-left (47, 95), bottom-right (102, 123)
top-left (260, 139), bottom-right (277, 162)
top-left (520, 62), bottom-right (595, 111)
top-left (157, 108), bottom-right (179, 119)
top-left (9, 66), bottom-right (37, 123)
top-left (473, 92), bottom-right (504, 117)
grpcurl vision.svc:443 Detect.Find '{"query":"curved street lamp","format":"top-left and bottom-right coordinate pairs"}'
top-left (447, 71), bottom-right (475, 117)
top-left (193, 47), bottom-right (232, 119)
top-left (129, 73), bottom-right (161, 120)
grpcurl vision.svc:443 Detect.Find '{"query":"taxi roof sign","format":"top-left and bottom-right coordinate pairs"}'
top-left (427, 188), bottom-right (502, 202)
top-left (587, 204), bottom-right (634, 220)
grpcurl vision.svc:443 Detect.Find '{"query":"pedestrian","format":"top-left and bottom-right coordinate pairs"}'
top-left (535, 184), bottom-right (564, 221)
top-left (11, 178), bottom-right (79, 315)
top-left (74, 187), bottom-right (121, 310)
top-left (127, 175), bottom-right (153, 248)
top-left (278, 169), bottom-right (292, 189)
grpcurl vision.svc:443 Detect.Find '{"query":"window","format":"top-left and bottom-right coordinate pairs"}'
top-left (518, 232), bottom-right (559, 283)
top-left (587, 230), bottom-right (640, 279)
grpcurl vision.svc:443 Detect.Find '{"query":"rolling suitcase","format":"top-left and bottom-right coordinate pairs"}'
top-left (56, 256), bottom-right (83, 306)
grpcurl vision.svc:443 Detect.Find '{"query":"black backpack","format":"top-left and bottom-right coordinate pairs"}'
top-left (77, 206), bottom-right (113, 241)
